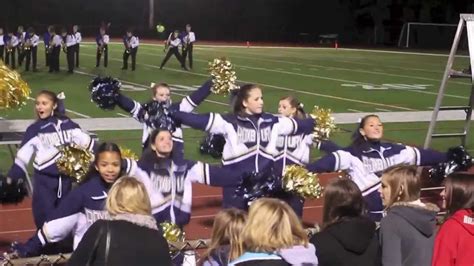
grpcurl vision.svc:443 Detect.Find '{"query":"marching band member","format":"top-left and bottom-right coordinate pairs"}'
top-left (48, 27), bottom-right (62, 73)
top-left (122, 29), bottom-right (139, 71)
top-left (17, 25), bottom-right (26, 67)
top-left (72, 25), bottom-right (81, 68)
top-left (182, 24), bottom-right (195, 70)
top-left (43, 25), bottom-right (54, 67)
top-left (0, 27), bottom-right (4, 61)
top-left (95, 27), bottom-right (109, 68)
top-left (62, 27), bottom-right (76, 73)
top-left (4, 29), bottom-right (19, 69)
top-left (159, 30), bottom-right (187, 70)
top-left (24, 27), bottom-right (39, 72)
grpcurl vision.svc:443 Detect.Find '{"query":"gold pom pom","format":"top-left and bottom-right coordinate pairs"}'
top-left (0, 61), bottom-right (31, 110)
top-left (282, 165), bottom-right (323, 199)
top-left (160, 222), bottom-right (185, 242)
top-left (119, 146), bottom-right (139, 161)
top-left (310, 106), bottom-right (336, 141)
top-left (56, 144), bottom-right (95, 183)
top-left (208, 57), bottom-right (238, 95)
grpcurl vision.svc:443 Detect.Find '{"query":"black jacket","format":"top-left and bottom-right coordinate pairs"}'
top-left (310, 217), bottom-right (381, 266)
top-left (68, 219), bottom-right (172, 266)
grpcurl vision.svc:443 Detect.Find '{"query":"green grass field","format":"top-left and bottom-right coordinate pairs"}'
top-left (1, 42), bottom-right (473, 171)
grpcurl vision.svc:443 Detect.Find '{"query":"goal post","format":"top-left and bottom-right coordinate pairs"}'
top-left (398, 22), bottom-right (458, 48)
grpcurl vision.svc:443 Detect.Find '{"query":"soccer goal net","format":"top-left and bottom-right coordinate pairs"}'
top-left (397, 22), bottom-right (469, 50)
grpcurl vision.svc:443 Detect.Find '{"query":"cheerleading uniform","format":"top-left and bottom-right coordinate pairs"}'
top-left (116, 79), bottom-right (212, 160)
top-left (13, 159), bottom-right (140, 256)
top-left (134, 155), bottom-right (242, 227)
top-left (171, 111), bottom-right (315, 210)
top-left (307, 141), bottom-right (447, 221)
top-left (7, 116), bottom-right (95, 228)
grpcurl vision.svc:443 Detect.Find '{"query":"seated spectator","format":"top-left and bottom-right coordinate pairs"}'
top-left (229, 198), bottom-right (318, 266)
top-left (68, 177), bottom-right (172, 266)
top-left (310, 178), bottom-right (381, 266)
top-left (432, 172), bottom-right (474, 266)
top-left (200, 208), bottom-right (247, 266)
top-left (379, 165), bottom-right (439, 266)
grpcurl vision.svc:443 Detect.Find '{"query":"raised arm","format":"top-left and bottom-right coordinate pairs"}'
top-left (276, 116), bottom-right (315, 136)
top-left (171, 111), bottom-right (229, 135)
top-left (185, 161), bottom-right (242, 187)
top-left (116, 93), bottom-right (144, 122)
top-left (178, 79), bottom-right (212, 113)
top-left (400, 146), bottom-right (447, 166)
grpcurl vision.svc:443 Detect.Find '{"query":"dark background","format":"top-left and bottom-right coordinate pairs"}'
top-left (1, 0), bottom-right (473, 47)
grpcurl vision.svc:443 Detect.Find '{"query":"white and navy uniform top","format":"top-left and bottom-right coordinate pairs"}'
top-left (167, 33), bottom-right (181, 48)
top-left (17, 31), bottom-right (26, 45)
top-left (28, 34), bottom-right (40, 47)
top-left (182, 31), bottom-right (196, 45)
top-left (74, 31), bottom-right (82, 44)
top-left (95, 34), bottom-right (109, 46)
top-left (307, 141), bottom-right (447, 197)
top-left (5, 35), bottom-right (19, 47)
top-left (129, 35), bottom-right (139, 48)
top-left (171, 111), bottom-right (315, 209)
top-left (116, 79), bottom-right (212, 153)
top-left (0, 34), bottom-right (4, 46)
top-left (50, 34), bottom-right (62, 47)
top-left (43, 32), bottom-right (51, 47)
top-left (65, 34), bottom-right (76, 47)
top-left (32, 159), bottom-right (138, 249)
top-left (134, 156), bottom-right (241, 226)
top-left (7, 116), bottom-right (95, 182)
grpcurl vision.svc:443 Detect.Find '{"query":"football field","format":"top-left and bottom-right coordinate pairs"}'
top-left (1, 42), bottom-right (473, 169)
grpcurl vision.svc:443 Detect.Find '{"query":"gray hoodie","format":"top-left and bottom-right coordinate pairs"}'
top-left (278, 243), bottom-right (318, 265)
top-left (379, 202), bottom-right (439, 266)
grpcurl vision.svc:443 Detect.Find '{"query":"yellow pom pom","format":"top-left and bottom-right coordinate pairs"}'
top-left (282, 165), bottom-right (323, 199)
top-left (208, 57), bottom-right (238, 95)
top-left (0, 61), bottom-right (31, 110)
top-left (310, 106), bottom-right (336, 141)
top-left (56, 144), bottom-right (95, 183)
top-left (160, 222), bottom-right (185, 242)
top-left (119, 146), bottom-right (139, 161)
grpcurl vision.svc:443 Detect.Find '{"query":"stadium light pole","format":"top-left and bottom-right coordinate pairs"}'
top-left (148, 0), bottom-right (154, 29)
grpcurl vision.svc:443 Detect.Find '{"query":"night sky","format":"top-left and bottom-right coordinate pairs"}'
top-left (1, 0), bottom-right (473, 45)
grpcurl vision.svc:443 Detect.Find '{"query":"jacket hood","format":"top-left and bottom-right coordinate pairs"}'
top-left (450, 209), bottom-right (474, 235)
top-left (389, 202), bottom-right (439, 237)
top-left (278, 243), bottom-right (317, 265)
top-left (325, 216), bottom-right (377, 254)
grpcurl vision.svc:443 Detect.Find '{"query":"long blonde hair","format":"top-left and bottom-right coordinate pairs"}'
top-left (381, 165), bottom-right (421, 208)
top-left (106, 176), bottom-right (152, 216)
top-left (200, 209), bottom-right (247, 264)
top-left (240, 198), bottom-right (308, 255)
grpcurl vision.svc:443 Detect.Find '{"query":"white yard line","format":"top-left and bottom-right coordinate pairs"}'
top-left (375, 108), bottom-right (392, 112)
top-left (80, 52), bottom-right (415, 111)
top-left (348, 108), bottom-right (365, 112)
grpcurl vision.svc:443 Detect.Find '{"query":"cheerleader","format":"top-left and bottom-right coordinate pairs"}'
top-left (5, 90), bottom-right (95, 228)
top-left (134, 128), bottom-right (242, 227)
top-left (116, 79), bottom-right (212, 160)
top-left (307, 114), bottom-right (449, 221)
top-left (159, 30), bottom-right (187, 70)
top-left (10, 143), bottom-right (139, 257)
top-left (95, 27), bottom-right (109, 68)
top-left (171, 84), bottom-right (315, 210)
top-left (24, 27), bottom-right (39, 72)
top-left (122, 29), bottom-right (139, 71)
top-left (4, 29), bottom-right (19, 69)
top-left (72, 25), bottom-right (81, 68)
top-left (275, 96), bottom-right (340, 216)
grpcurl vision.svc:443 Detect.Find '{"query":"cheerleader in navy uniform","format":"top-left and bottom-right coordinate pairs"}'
top-left (5, 90), bottom-right (95, 228)
top-left (72, 25), bottom-right (81, 68)
top-left (181, 24), bottom-right (195, 70)
top-left (0, 27), bottom-right (4, 61)
top-left (122, 29), bottom-right (139, 71)
top-left (115, 79), bottom-right (213, 160)
top-left (24, 27), bottom-right (39, 72)
top-left (171, 84), bottom-right (316, 210)
top-left (307, 114), bottom-right (450, 221)
top-left (274, 95), bottom-right (340, 216)
top-left (62, 27), bottom-right (76, 73)
top-left (4, 29), bottom-right (19, 69)
top-left (10, 143), bottom-right (140, 257)
top-left (160, 30), bottom-right (187, 70)
top-left (95, 27), bottom-right (109, 68)
top-left (134, 129), bottom-right (242, 227)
